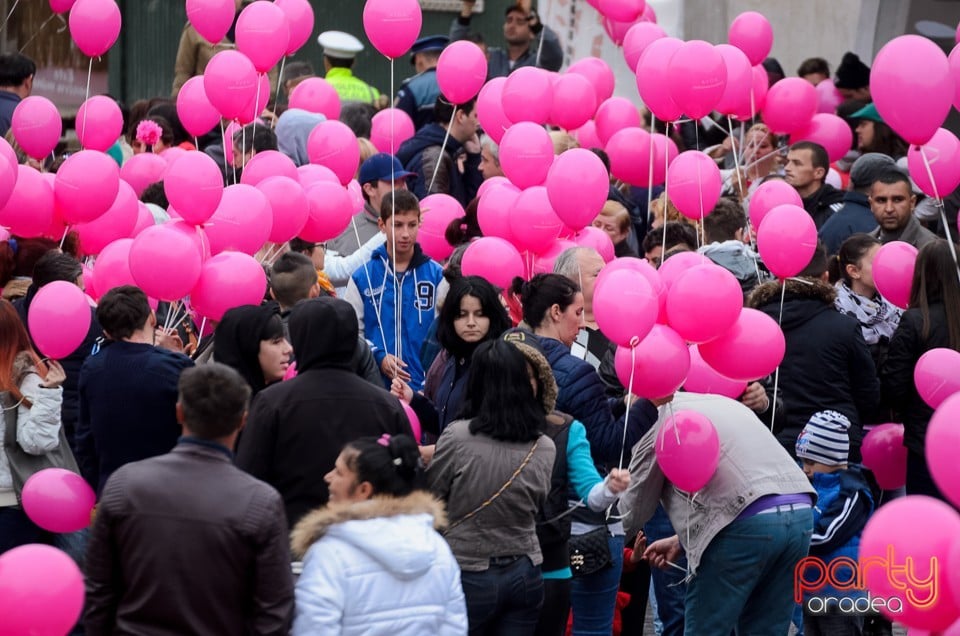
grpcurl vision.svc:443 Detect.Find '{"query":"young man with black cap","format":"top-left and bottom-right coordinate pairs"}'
top-left (834, 52), bottom-right (871, 101)
top-left (396, 35), bottom-right (448, 130)
top-left (451, 0), bottom-right (562, 77)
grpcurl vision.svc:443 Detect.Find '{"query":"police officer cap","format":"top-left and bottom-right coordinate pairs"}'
top-left (409, 35), bottom-right (449, 64)
top-left (318, 31), bottom-right (364, 60)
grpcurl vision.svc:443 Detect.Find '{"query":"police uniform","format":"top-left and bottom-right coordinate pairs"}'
top-left (317, 31), bottom-right (381, 106)
top-left (395, 35), bottom-right (448, 131)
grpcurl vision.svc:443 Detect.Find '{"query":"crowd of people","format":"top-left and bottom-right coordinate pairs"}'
top-left (1, 1), bottom-right (958, 635)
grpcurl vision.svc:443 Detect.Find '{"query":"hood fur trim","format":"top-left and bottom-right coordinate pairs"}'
top-left (290, 491), bottom-right (447, 558)
top-left (747, 277), bottom-right (836, 309)
top-left (509, 341), bottom-right (558, 414)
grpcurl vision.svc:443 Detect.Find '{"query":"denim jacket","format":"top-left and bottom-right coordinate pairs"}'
top-left (621, 393), bottom-right (816, 574)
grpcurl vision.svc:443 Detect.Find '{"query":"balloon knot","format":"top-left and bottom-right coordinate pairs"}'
top-left (629, 335), bottom-right (641, 347)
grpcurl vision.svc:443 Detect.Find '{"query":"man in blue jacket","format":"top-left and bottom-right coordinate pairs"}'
top-left (344, 189), bottom-right (444, 392)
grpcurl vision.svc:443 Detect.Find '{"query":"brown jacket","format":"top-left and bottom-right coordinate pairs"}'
top-left (84, 438), bottom-right (294, 636)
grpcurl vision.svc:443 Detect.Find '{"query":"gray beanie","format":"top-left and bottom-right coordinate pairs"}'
top-left (796, 410), bottom-right (850, 466)
top-left (849, 152), bottom-right (897, 190)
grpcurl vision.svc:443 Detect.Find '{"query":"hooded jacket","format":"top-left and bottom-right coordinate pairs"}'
top-left (276, 108), bottom-right (326, 167)
top-left (699, 240), bottom-right (768, 295)
top-left (344, 244), bottom-right (444, 392)
top-left (396, 123), bottom-right (482, 207)
top-left (289, 492), bottom-right (467, 636)
top-left (235, 298), bottom-right (413, 528)
top-left (214, 303), bottom-right (281, 397)
top-left (801, 183), bottom-right (846, 229)
top-left (748, 279), bottom-right (880, 459)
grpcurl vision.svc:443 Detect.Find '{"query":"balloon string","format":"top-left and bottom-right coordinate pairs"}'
top-left (768, 281), bottom-right (786, 433)
top-left (919, 147), bottom-right (960, 285)
top-left (618, 338), bottom-right (640, 470)
top-left (695, 124), bottom-right (704, 249)
top-left (251, 72), bottom-right (262, 142)
top-left (660, 122), bottom-right (671, 264)
top-left (276, 56), bottom-right (287, 118)
top-left (390, 56), bottom-right (402, 371)
top-left (535, 22), bottom-right (546, 68)
top-left (219, 120), bottom-right (230, 182)
top-left (428, 104), bottom-right (457, 193)
top-left (647, 114), bottom-right (655, 222)
top-left (19, 12), bottom-right (57, 53)
top-left (59, 226), bottom-right (69, 250)
top-left (727, 118), bottom-right (764, 284)
top-left (0, 0), bottom-right (20, 33)
top-left (84, 57), bottom-right (92, 108)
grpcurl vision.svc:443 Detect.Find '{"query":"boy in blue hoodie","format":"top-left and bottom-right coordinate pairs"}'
top-left (796, 410), bottom-right (874, 636)
top-left (345, 189), bottom-right (443, 392)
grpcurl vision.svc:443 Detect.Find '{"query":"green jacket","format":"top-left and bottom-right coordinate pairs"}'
top-left (325, 67), bottom-right (380, 105)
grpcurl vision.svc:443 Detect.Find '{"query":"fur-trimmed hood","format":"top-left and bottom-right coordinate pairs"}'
top-left (748, 277), bottom-right (838, 331)
top-left (290, 491), bottom-right (447, 560)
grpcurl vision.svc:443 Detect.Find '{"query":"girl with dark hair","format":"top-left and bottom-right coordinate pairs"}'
top-left (831, 233), bottom-right (902, 366)
top-left (392, 276), bottom-right (511, 437)
top-left (213, 304), bottom-right (292, 399)
top-left (882, 240), bottom-right (960, 500)
top-left (428, 339), bottom-right (557, 635)
top-left (291, 433), bottom-right (466, 635)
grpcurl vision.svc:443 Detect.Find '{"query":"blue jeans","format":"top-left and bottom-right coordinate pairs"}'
top-left (646, 505), bottom-right (686, 636)
top-left (570, 534), bottom-right (624, 635)
top-left (685, 506), bottom-right (813, 636)
top-left (0, 506), bottom-right (46, 553)
top-left (462, 556), bottom-right (544, 636)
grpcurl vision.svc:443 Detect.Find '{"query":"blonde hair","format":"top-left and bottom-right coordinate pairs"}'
top-left (550, 131), bottom-right (579, 155)
top-left (356, 137), bottom-right (378, 177)
top-left (598, 200), bottom-right (631, 233)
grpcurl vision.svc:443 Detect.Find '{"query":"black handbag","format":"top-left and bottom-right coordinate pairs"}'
top-left (569, 526), bottom-right (612, 577)
top-left (2, 389), bottom-right (80, 505)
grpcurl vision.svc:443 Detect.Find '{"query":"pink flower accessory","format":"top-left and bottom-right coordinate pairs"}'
top-left (377, 434), bottom-right (391, 447)
top-left (136, 120), bottom-right (162, 149)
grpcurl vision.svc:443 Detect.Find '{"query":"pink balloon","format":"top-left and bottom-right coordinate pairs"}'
top-left (749, 179), bottom-right (803, 229)
top-left (190, 252), bottom-right (269, 321)
top-left (657, 250), bottom-right (701, 290)
top-left (860, 496), bottom-right (960, 629)
top-left (573, 226), bottom-right (616, 263)
top-left (274, 0), bottom-right (314, 55)
top-left (595, 256), bottom-right (663, 300)
top-left (257, 176), bottom-right (309, 243)
top-left (347, 179), bottom-right (363, 214)
top-left (614, 325), bottom-right (690, 399)
top-left (419, 193), bottom-right (463, 261)
top-left (203, 50), bottom-right (258, 120)
top-left (930, 394), bottom-right (960, 511)
top-left (130, 224), bottom-right (203, 301)
top-left (239, 150), bottom-right (298, 186)
top-left (762, 77), bottom-right (817, 134)
top-left (602, 14), bottom-right (642, 47)
top-left (69, 0), bottom-right (121, 57)
top-left (477, 175), bottom-right (509, 198)
top-left (297, 163), bottom-right (340, 189)
top-left (0, 136), bottom-right (16, 170)
top-left (54, 150), bottom-right (120, 224)
top-left (790, 113), bottom-right (854, 164)
top-left (499, 122), bottom-right (554, 189)
top-left (598, 0), bottom-right (645, 22)
top-left (606, 127), bottom-right (654, 187)
top-left (714, 43), bottom-right (753, 117)
top-left (160, 146), bottom-right (188, 169)
top-left (572, 120), bottom-right (602, 150)
top-left (636, 37), bottom-right (683, 122)
top-left (733, 64), bottom-right (769, 121)
top-left (666, 264), bottom-right (743, 343)
top-left (727, 11), bottom-right (772, 66)
top-left (914, 348), bottom-right (960, 410)
top-left (0, 155), bottom-right (15, 212)
top-left (282, 361), bottom-right (298, 380)
top-left (623, 21), bottom-right (666, 70)
top-left (668, 40), bottom-right (727, 120)
top-left (363, 0), bottom-right (422, 59)
top-left (235, 1), bottom-right (289, 73)
top-left (400, 399), bottom-right (422, 442)
top-left (551, 73), bottom-right (597, 131)
top-left (861, 423), bottom-right (907, 490)
top-left (502, 67), bottom-right (553, 125)
top-left (509, 186), bottom-right (563, 254)
top-left (815, 78), bottom-right (843, 114)
top-left (22, 468), bottom-right (95, 533)
top-left (684, 344), bottom-right (747, 398)
top-left (437, 41), bottom-right (488, 105)
top-left (476, 77), bottom-right (512, 144)
top-left (307, 120), bottom-right (359, 186)
top-left (93, 238), bottom-right (135, 294)
top-left (872, 241), bottom-right (918, 310)
top-left (164, 151), bottom-right (224, 225)
top-left (289, 78), bottom-right (341, 119)
top-left (594, 269), bottom-right (657, 347)
top-left (699, 308), bottom-right (784, 381)
top-left (301, 181), bottom-right (354, 242)
top-left (75, 181), bottom-right (138, 255)
top-left (872, 35), bottom-right (952, 146)
top-left (75, 95), bottom-right (122, 152)
top-left (461, 237), bottom-right (525, 289)
top-left (595, 97), bottom-right (642, 147)
top-left (546, 148), bottom-right (609, 231)
top-left (568, 58), bottom-right (615, 107)
top-left (203, 184), bottom-right (272, 255)
top-left (27, 281), bottom-right (91, 359)
top-left (655, 410), bottom-right (720, 491)
top-left (0, 544), bottom-right (85, 636)
top-left (370, 108), bottom-right (416, 154)
top-left (119, 152), bottom-right (167, 197)
top-left (176, 76), bottom-right (220, 138)
top-left (756, 204), bottom-right (818, 279)
top-left (168, 220), bottom-right (212, 262)
top-left (185, 0), bottom-right (235, 44)
top-left (132, 202), bottom-right (155, 237)
top-left (532, 239), bottom-right (578, 274)
top-left (236, 73), bottom-right (271, 125)
top-left (49, 0), bottom-right (77, 13)
top-left (477, 182), bottom-right (520, 242)
top-left (908, 129), bottom-right (960, 199)
top-left (666, 151), bottom-right (722, 221)
top-left (11, 95), bottom-right (62, 160)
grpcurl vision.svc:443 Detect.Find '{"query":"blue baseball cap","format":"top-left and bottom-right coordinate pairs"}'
top-left (410, 35), bottom-right (449, 64)
top-left (358, 153), bottom-right (414, 186)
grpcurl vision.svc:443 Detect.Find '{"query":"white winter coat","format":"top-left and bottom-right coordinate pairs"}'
top-left (290, 491), bottom-right (467, 636)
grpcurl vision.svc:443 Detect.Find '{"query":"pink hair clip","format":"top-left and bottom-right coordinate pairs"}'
top-left (136, 120), bottom-right (162, 147)
top-left (377, 434), bottom-right (391, 447)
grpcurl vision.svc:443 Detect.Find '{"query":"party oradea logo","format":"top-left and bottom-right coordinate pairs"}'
top-left (794, 546), bottom-right (938, 615)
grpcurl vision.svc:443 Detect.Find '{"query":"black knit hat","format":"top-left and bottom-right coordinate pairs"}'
top-left (835, 52), bottom-right (870, 90)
